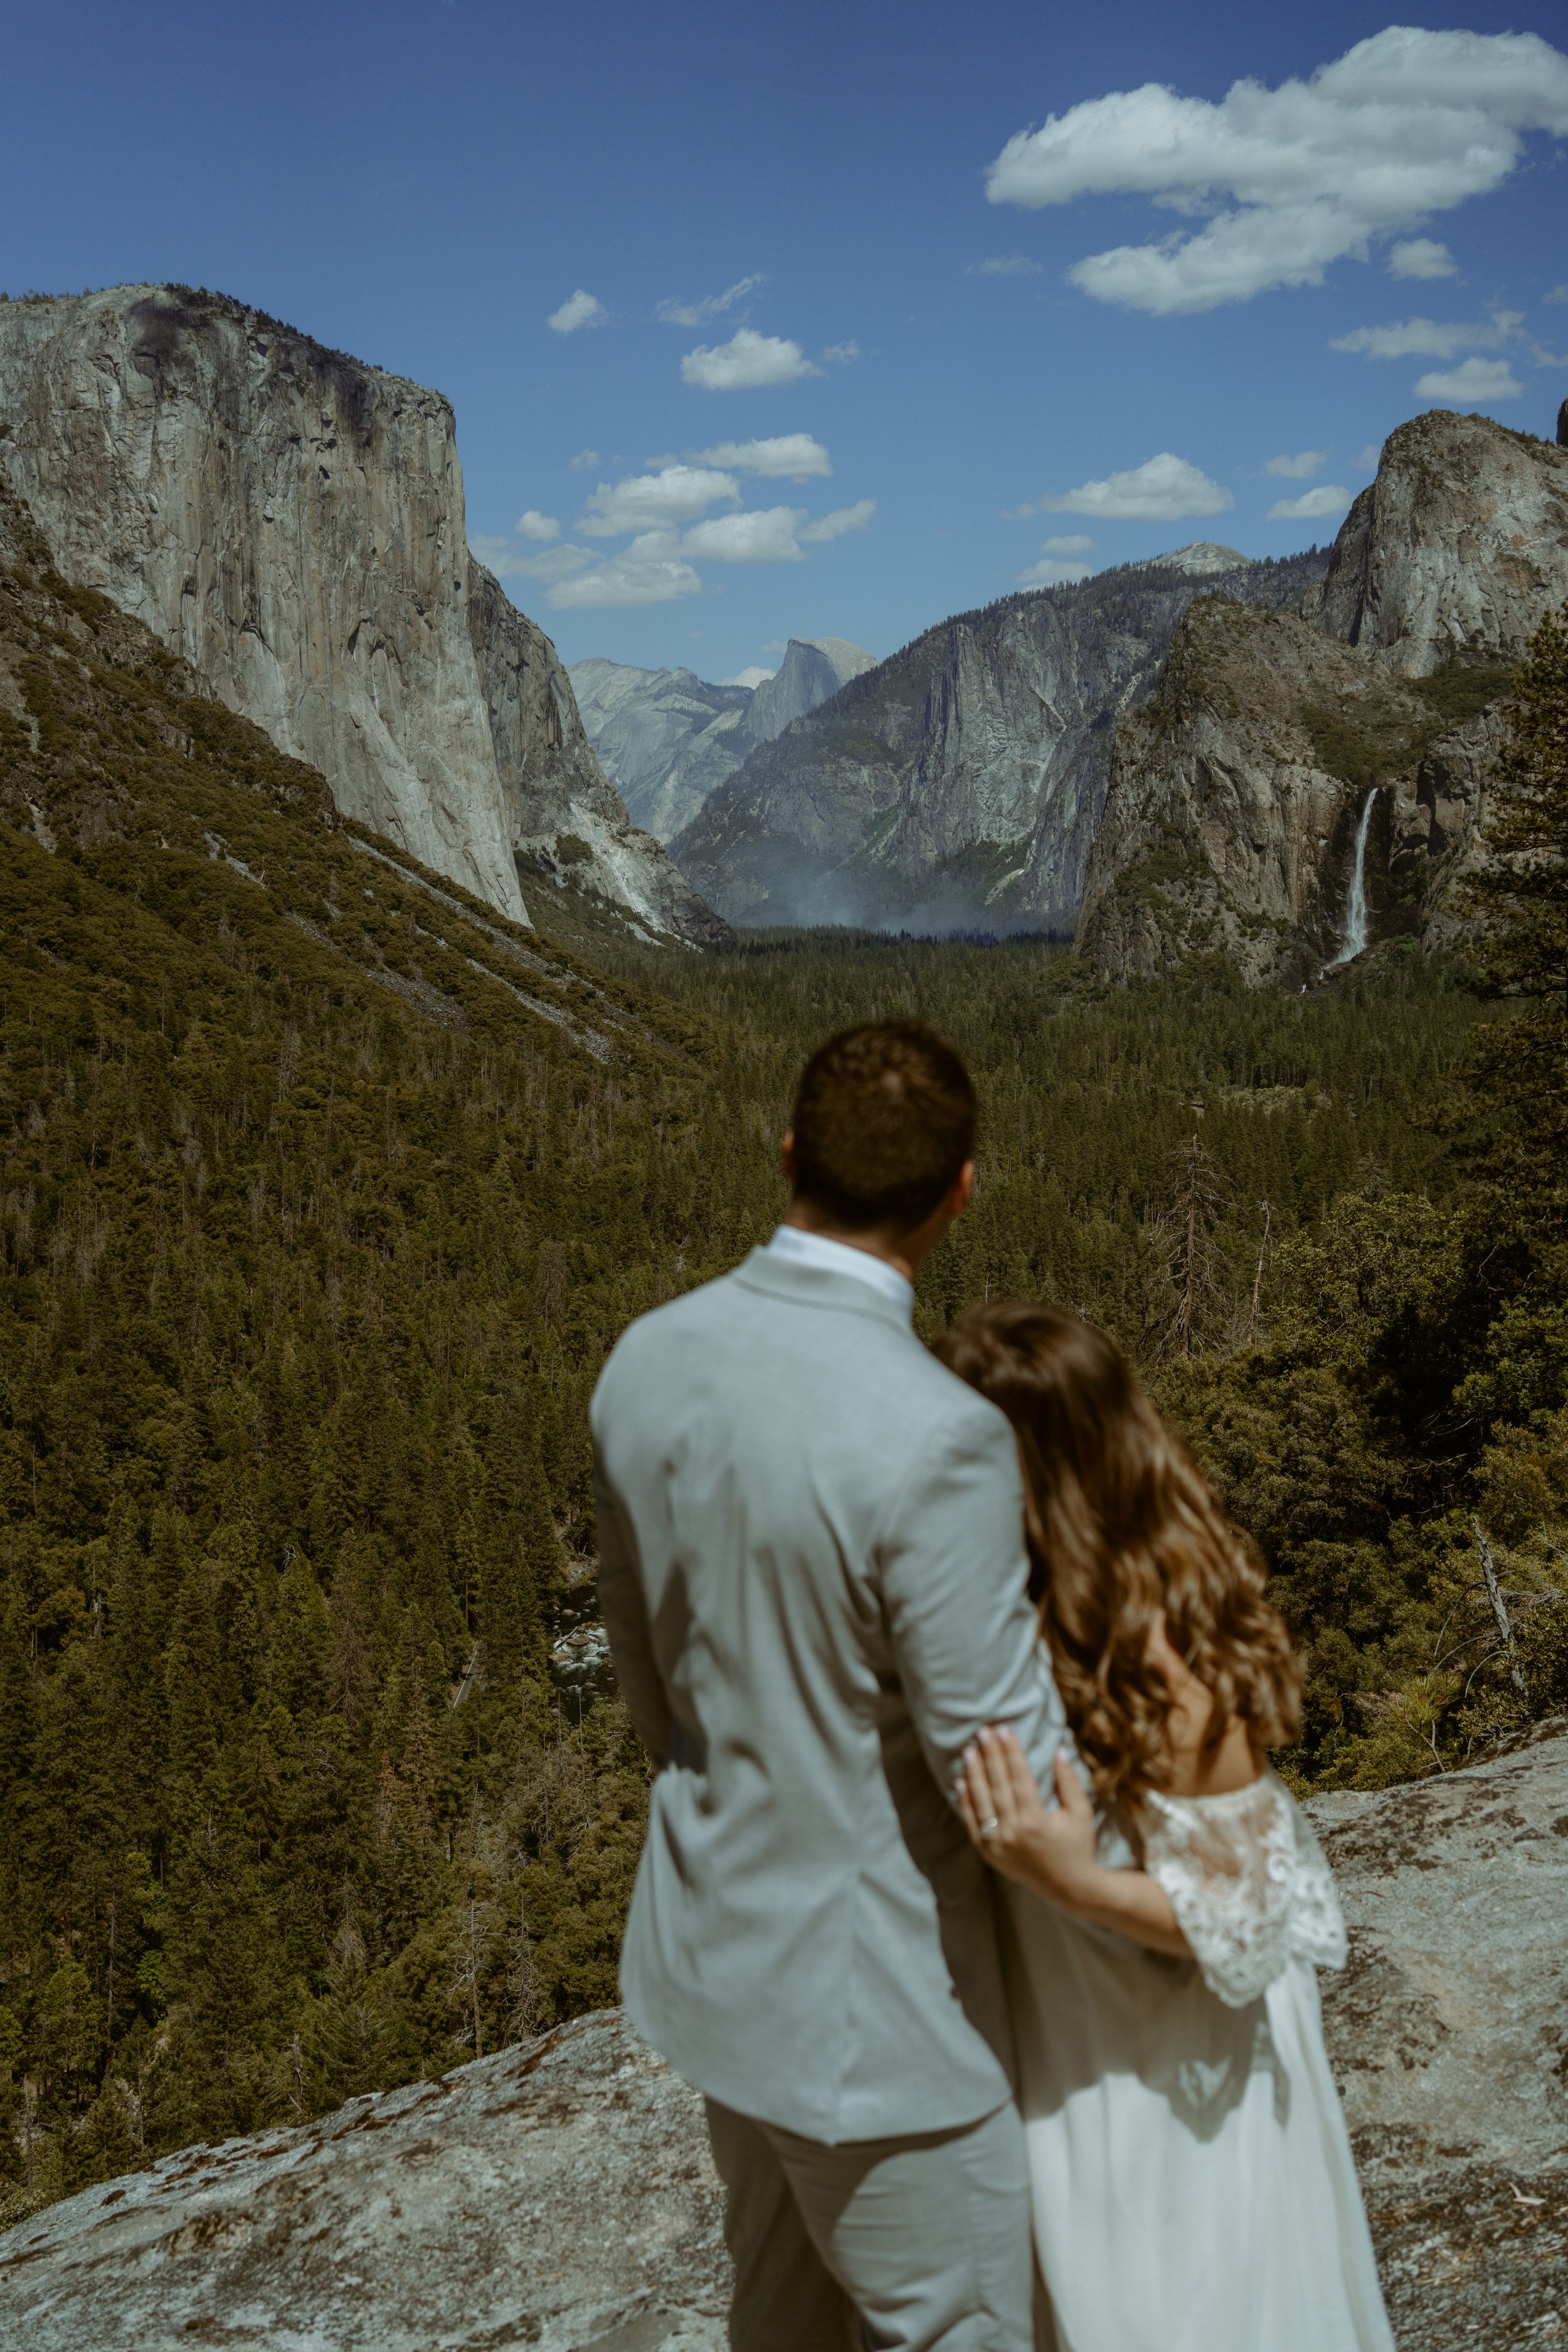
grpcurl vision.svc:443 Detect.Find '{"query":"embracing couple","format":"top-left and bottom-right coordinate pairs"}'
top-left (591, 1022), bottom-right (1394, 2352)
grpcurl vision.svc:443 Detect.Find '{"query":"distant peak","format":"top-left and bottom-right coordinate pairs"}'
top-left (1133, 542), bottom-right (1251, 577)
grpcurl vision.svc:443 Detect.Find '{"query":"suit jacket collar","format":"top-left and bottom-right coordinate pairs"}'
top-left (730, 1244), bottom-right (918, 1333)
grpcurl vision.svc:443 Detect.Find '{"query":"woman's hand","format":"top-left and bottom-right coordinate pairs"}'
top-left (957, 1727), bottom-right (1103, 1907)
top-left (956, 1725), bottom-right (1191, 1959)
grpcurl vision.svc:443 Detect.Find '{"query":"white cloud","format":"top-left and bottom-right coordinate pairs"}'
top-left (1041, 534), bottom-right (1093, 554)
top-left (1355, 445), bottom-right (1382, 469)
top-left (548, 290), bottom-right (608, 335)
top-left (656, 275), bottom-right (767, 328)
top-left (800, 499), bottom-right (876, 542)
top-left (1266, 484), bottom-right (1350, 521)
top-left (1389, 238), bottom-right (1456, 280)
top-left (967, 255), bottom-right (1041, 277)
top-left (549, 533), bottom-right (701, 608)
top-left (681, 329), bottom-right (823, 390)
top-left (823, 341), bottom-right (861, 364)
top-left (1414, 356), bottom-right (1523, 402)
top-left (1019, 554), bottom-right (1093, 585)
top-left (1264, 449), bottom-right (1329, 479)
top-left (580, 465), bottom-right (739, 536)
top-left (516, 509), bottom-right (559, 541)
top-left (724, 665), bottom-right (776, 688)
top-left (693, 434), bottom-right (833, 480)
top-left (1331, 310), bottom-right (1522, 360)
top-left (1031, 452), bottom-right (1232, 521)
top-left (682, 507), bottom-right (806, 563)
top-left (569, 448), bottom-right (601, 471)
top-left (1547, 285), bottom-right (1568, 305)
top-left (984, 28), bottom-right (1568, 315)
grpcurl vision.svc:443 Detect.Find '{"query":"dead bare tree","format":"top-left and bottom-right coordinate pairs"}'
top-left (1162, 1131), bottom-right (1231, 1360)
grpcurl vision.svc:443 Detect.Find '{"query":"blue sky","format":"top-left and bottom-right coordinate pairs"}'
top-left (2, 2), bottom-right (1565, 683)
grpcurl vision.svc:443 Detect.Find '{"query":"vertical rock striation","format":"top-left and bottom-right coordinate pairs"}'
top-left (0, 285), bottom-right (724, 943)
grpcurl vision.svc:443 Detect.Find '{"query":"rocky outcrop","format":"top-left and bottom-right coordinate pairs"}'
top-left (1308, 1724), bottom-right (1568, 2350)
top-left (1082, 411), bottom-right (1568, 983)
top-left (1306, 411), bottom-right (1568, 675)
top-left (0, 285), bottom-right (724, 945)
top-left (748, 635), bottom-right (876, 741)
top-left (1076, 601), bottom-right (1508, 986)
top-left (570, 637), bottom-right (875, 843)
top-left (1130, 541), bottom-right (1251, 578)
top-left (8, 1734), bottom-right (1564, 2352)
top-left (673, 554), bottom-right (1326, 933)
top-left (0, 2012), bottom-right (727, 2352)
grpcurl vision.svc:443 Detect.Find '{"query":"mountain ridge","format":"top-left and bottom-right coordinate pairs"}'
top-left (569, 633), bottom-right (874, 842)
top-left (671, 550), bottom-right (1328, 934)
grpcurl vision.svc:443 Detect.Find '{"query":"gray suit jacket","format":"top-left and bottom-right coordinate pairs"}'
top-left (591, 1245), bottom-right (1065, 2144)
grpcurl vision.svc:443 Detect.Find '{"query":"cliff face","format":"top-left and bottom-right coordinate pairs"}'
top-left (467, 564), bottom-right (731, 943)
top-left (569, 635), bottom-right (875, 844)
top-left (1307, 410), bottom-right (1568, 674)
top-left (569, 658), bottom-right (753, 840)
top-left (747, 635), bottom-right (876, 741)
top-left (1076, 601), bottom-right (1505, 986)
top-left (1081, 411), bottom-right (1568, 984)
top-left (0, 285), bottom-right (723, 944)
top-left (672, 554), bottom-right (1326, 933)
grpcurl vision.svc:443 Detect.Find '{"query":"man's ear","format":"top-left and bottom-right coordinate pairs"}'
top-left (950, 1160), bottom-right (976, 1217)
top-left (781, 1130), bottom-right (797, 1189)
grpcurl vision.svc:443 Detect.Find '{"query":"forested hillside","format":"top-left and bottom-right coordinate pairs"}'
top-left (0, 482), bottom-right (741, 2216)
top-left (2, 455), bottom-right (1564, 2230)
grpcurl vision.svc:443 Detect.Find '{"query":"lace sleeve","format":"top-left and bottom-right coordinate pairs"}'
top-left (1141, 1773), bottom-right (1347, 2008)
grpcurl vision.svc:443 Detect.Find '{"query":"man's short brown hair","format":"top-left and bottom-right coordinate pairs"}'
top-left (790, 1020), bottom-right (977, 1234)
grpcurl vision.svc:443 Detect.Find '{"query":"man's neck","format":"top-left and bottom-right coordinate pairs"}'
top-left (783, 1204), bottom-right (919, 1285)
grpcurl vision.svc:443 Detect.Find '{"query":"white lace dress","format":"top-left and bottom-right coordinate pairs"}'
top-left (1005, 1771), bottom-right (1395, 2352)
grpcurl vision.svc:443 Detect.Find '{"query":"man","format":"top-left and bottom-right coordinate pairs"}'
top-left (591, 1021), bottom-right (1064, 2349)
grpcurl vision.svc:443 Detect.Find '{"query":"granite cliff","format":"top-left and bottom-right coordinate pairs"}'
top-left (0, 285), bottom-right (726, 945)
top-left (570, 635), bottom-right (875, 842)
top-left (6, 1729), bottom-right (1563, 2352)
top-left (671, 551), bottom-right (1327, 934)
top-left (1079, 412), bottom-right (1568, 985)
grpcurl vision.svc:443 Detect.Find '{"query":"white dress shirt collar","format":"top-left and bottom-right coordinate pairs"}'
top-left (765, 1223), bottom-right (914, 1320)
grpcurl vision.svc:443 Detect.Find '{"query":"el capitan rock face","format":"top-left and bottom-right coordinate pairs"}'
top-left (0, 285), bottom-right (725, 945)
top-left (6, 1735), bottom-right (1564, 2352)
top-left (1080, 411), bottom-right (1568, 985)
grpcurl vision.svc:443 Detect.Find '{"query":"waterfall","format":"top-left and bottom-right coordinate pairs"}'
top-left (1325, 787), bottom-right (1377, 973)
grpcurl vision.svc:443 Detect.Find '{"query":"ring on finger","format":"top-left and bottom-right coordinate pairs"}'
top-left (979, 1814), bottom-right (1000, 1839)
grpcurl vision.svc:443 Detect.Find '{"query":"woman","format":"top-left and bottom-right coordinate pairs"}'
top-left (933, 1301), bottom-right (1394, 2352)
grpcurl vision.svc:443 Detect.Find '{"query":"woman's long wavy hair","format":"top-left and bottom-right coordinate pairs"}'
top-left (933, 1300), bottom-right (1300, 1810)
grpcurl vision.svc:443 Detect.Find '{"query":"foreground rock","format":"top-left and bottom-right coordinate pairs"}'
top-left (0, 2011), bottom-right (727, 2351)
top-left (0, 285), bottom-right (726, 945)
top-left (1308, 1724), bottom-right (1568, 2350)
top-left (6, 1733), bottom-right (1564, 2350)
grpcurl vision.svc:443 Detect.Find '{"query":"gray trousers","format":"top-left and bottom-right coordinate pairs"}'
top-left (704, 2096), bottom-right (1035, 2352)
